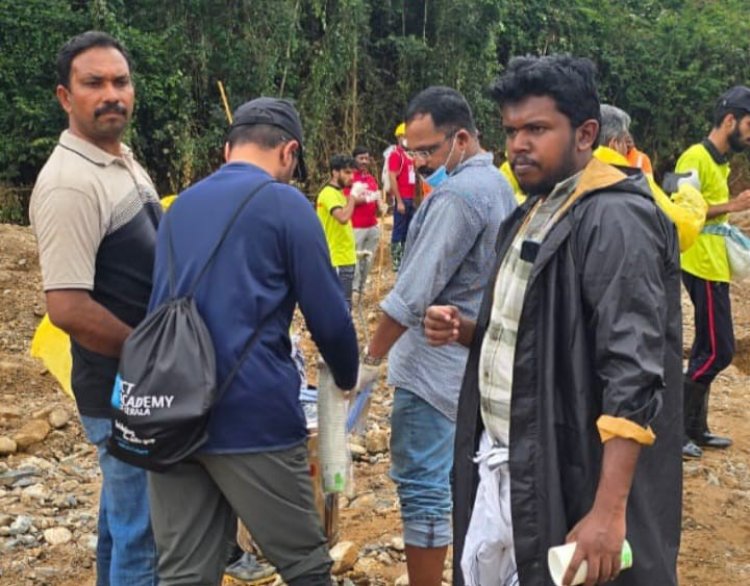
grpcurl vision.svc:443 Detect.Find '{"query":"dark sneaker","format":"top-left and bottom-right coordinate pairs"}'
top-left (223, 552), bottom-right (277, 585)
top-left (693, 432), bottom-right (732, 449)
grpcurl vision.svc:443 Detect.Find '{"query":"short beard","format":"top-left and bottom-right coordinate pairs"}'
top-left (521, 138), bottom-right (579, 197)
top-left (728, 127), bottom-right (749, 153)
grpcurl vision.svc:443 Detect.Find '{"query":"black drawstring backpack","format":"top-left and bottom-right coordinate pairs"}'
top-left (108, 180), bottom-right (275, 471)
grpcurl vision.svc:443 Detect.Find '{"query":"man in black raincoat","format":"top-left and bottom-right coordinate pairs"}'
top-left (424, 55), bottom-right (681, 586)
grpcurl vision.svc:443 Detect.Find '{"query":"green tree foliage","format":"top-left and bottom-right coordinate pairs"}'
top-left (1, 0), bottom-right (749, 210)
top-left (0, 1), bottom-right (87, 185)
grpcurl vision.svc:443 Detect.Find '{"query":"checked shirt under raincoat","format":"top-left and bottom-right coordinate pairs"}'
top-left (453, 159), bottom-right (683, 585)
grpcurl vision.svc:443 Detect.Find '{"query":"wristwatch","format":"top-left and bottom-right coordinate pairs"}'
top-left (362, 346), bottom-right (384, 366)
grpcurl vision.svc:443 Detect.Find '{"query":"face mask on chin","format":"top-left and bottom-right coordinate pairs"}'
top-left (420, 136), bottom-right (464, 189)
top-left (423, 165), bottom-right (449, 188)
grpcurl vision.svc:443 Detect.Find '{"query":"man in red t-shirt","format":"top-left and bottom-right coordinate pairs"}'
top-left (388, 124), bottom-right (416, 271)
top-left (345, 146), bottom-right (382, 293)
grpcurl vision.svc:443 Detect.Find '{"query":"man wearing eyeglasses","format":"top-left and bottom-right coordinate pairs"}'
top-left (358, 86), bottom-right (516, 585)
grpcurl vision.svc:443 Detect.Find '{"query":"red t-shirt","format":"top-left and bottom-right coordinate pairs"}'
top-left (388, 146), bottom-right (416, 199)
top-left (344, 170), bottom-right (379, 229)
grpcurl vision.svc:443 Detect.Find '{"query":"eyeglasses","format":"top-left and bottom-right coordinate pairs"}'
top-left (405, 131), bottom-right (456, 160)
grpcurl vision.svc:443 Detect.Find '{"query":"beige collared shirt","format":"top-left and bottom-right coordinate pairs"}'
top-left (30, 130), bottom-right (158, 291)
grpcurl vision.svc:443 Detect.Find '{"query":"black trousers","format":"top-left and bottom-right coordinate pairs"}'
top-left (683, 271), bottom-right (735, 385)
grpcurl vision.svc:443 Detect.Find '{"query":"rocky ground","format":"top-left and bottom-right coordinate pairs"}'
top-left (1, 218), bottom-right (749, 585)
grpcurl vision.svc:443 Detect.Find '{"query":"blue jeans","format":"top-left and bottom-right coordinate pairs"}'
top-left (391, 198), bottom-right (415, 244)
top-left (335, 264), bottom-right (355, 309)
top-left (80, 415), bottom-right (157, 586)
top-left (389, 388), bottom-right (455, 548)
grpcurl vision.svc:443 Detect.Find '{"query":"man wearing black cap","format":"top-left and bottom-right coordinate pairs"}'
top-left (678, 86), bottom-right (750, 459)
top-left (146, 97), bottom-right (359, 585)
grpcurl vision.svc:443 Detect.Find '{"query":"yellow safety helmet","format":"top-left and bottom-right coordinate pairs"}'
top-left (394, 122), bottom-right (406, 137)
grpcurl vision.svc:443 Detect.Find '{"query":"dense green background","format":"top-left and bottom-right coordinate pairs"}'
top-left (1, 0), bottom-right (750, 221)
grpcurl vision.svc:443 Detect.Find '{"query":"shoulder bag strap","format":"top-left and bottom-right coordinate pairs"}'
top-left (186, 179), bottom-right (276, 296)
top-left (214, 291), bottom-right (292, 400)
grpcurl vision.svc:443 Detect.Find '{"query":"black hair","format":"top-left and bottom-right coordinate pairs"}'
top-left (330, 154), bottom-right (356, 172)
top-left (57, 31), bottom-right (131, 89)
top-left (489, 55), bottom-right (601, 130)
top-left (227, 124), bottom-right (292, 149)
top-left (405, 86), bottom-right (477, 135)
top-left (352, 145), bottom-right (369, 157)
top-left (713, 105), bottom-right (750, 128)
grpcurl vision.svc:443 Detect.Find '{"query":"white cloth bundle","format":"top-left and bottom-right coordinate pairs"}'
top-left (461, 430), bottom-right (518, 586)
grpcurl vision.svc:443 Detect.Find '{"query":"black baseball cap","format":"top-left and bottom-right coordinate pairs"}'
top-left (231, 97), bottom-right (308, 182)
top-left (718, 86), bottom-right (750, 113)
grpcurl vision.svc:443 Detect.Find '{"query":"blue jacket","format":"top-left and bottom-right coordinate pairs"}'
top-left (149, 162), bottom-right (359, 453)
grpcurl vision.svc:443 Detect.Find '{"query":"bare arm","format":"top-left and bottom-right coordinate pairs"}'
top-left (331, 194), bottom-right (361, 224)
top-left (367, 311), bottom-right (407, 359)
top-left (388, 171), bottom-right (405, 212)
top-left (563, 438), bottom-right (640, 586)
top-left (46, 289), bottom-right (132, 358)
top-left (389, 172), bottom-right (402, 200)
top-left (706, 189), bottom-right (750, 219)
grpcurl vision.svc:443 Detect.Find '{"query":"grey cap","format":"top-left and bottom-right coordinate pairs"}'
top-left (231, 97), bottom-right (307, 182)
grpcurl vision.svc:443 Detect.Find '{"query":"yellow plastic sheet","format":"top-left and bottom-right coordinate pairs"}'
top-left (594, 146), bottom-right (707, 252)
top-left (499, 161), bottom-right (526, 205)
top-left (30, 314), bottom-right (73, 399)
